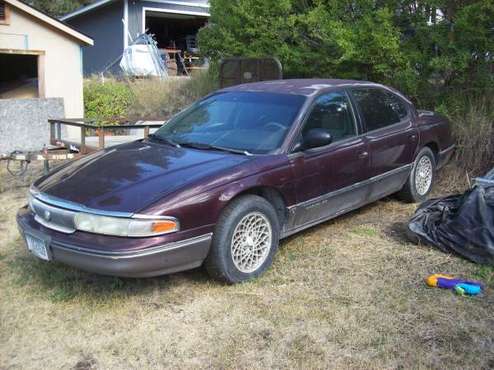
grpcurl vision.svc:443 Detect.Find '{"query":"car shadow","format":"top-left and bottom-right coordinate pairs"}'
top-left (385, 221), bottom-right (413, 245)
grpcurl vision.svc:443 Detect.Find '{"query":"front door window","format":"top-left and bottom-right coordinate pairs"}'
top-left (302, 91), bottom-right (357, 143)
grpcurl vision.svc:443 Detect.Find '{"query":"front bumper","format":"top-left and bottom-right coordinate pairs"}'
top-left (17, 208), bottom-right (212, 278)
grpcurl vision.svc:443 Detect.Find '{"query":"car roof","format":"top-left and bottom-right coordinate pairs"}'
top-left (219, 78), bottom-right (384, 97)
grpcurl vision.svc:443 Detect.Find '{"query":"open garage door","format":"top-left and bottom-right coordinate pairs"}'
top-left (143, 8), bottom-right (207, 51)
top-left (0, 51), bottom-right (44, 99)
top-left (143, 8), bottom-right (208, 76)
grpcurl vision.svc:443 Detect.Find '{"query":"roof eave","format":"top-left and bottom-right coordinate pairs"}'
top-left (60, 0), bottom-right (115, 21)
top-left (5, 0), bottom-right (94, 46)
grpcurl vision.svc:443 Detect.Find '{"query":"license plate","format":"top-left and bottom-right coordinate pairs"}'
top-left (25, 234), bottom-right (50, 261)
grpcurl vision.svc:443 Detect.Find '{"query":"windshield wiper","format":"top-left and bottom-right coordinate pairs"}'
top-left (178, 141), bottom-right (252, 156)
top-left (148, 134), bottom-right (181, 148)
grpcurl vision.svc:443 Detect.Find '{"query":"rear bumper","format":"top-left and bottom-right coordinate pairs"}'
top-left (17, 209), bottom-right (212, 278)
top-left (437, 144), bottom-right (455, 169)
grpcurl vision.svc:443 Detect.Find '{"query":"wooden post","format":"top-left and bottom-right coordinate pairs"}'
top-left (49, 121), bottom-right (56, 145)
top-left (56, 122), bottom-right (62, 141)
top-left (80, 127), bottom-right (86, 154)
top-left (144, 126), bottom-right (150, 138)
top-left (98, 128), bottom-right (105, 149)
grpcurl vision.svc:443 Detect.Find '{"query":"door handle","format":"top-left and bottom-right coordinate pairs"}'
top-left (358, 151), bottom-right (369, 159)
top-left (410, 134), bottom-right (418, 141)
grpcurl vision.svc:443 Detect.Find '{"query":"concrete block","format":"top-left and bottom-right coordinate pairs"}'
top-left (0, 98), bottom-right (65, 154)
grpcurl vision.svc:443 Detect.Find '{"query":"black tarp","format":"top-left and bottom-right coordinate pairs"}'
top-left (408, 172), bottom-right (494, 265)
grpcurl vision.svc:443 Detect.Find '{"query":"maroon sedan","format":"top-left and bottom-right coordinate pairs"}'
top-left (17, 79), bottom-right (454, 283)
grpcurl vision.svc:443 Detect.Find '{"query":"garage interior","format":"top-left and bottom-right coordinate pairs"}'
top-left (0, 52), bottom-right (40, 99)
top-left (144, 11), bottom-right (208, 75)
top-left (145, 12), bottom-right (206, 50)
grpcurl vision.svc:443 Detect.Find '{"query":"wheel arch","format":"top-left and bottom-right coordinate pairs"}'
top-left (422, 141), bottom-right (439, 163)
top-left (225, 186), bottom-right (288, 229)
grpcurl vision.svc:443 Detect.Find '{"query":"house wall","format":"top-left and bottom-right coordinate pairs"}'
top-left (67, 1), bottom-right (123, 75)
top-left (0, 6), bottom-right (85, 119)
top-left (128, 0), bottom-right (209, 42)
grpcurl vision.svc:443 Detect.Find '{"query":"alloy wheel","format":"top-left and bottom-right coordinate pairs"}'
top-left (231, 212), bottom-right (272, 273)
top-left (415, 155), bottom-right (433, 196)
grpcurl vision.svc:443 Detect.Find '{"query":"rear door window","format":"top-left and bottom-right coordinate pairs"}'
top-left (351, 88), bottom-right (408, 132)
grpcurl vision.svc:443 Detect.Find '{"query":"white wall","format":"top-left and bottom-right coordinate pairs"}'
top-left (0, 6), bottom-right (85, 119)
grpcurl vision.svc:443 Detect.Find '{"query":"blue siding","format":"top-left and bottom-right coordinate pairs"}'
top-left (67, 1), bottom-right (124, 75)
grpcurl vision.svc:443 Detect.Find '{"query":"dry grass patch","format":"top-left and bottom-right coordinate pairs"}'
top-left (1, 163), bottom-right (493, 369)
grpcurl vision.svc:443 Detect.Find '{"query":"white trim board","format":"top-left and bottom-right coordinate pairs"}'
top-left (123, 0), bottom-right (129, 48)
top-left (147, 1), bottom-right (209, 8)
top-left (142, 6), bottom-right (210, 34)
top-left (61, 0), bottom-right (209, 21)
top-left (60, 0), bottom-right (114, 21)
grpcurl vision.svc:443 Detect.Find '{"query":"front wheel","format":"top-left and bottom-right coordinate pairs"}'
top-left (205, 195), bottom-right (280, 284)
top-left (398, 147), bottom-right (436, 203)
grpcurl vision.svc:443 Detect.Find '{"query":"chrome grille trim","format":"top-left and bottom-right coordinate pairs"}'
top-left (34, 192), bottom-right (134, 218)
top-left (30, 196), bottom-right (77, 234)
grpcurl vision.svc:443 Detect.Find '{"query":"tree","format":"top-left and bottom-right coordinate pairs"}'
top-left (198, 0), bottom-right (494, 98)
top-left (26, 0), bottom-right (93, 18)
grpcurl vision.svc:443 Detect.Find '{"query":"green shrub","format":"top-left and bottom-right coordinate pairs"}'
top-left (84, 71), bottom-right (218, 124)
top-left (84, 78), bottom-right (134, 125)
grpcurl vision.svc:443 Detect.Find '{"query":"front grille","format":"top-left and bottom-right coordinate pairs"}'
top-left (30, 196), bottom-right (76, 233)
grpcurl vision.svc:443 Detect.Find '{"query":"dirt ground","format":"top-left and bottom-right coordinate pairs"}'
top-left (0, 162), bottom-right (493, 369)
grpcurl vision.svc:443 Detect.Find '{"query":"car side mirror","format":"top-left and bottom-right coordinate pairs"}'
top-left (303, 128), bottom-right (332, 150)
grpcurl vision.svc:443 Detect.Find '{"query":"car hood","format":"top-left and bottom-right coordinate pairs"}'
top-left (34, 140), bottom-right (250, 213)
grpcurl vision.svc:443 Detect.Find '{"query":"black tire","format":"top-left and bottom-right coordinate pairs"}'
top-left (205, 195), bottom-right (280, 284)
top-left (398, 147), bottom-right (436, 203)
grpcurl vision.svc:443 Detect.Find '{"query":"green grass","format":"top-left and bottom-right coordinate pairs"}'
top-left (351, 225), bottom-right (379, 237)
top-left (472, 265), bottom-right (494, 286)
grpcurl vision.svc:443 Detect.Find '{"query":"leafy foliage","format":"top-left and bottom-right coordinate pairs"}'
top-left (198, 0), bottom-right (494, 100)
top-left (84, 78), bottom-right (134, 125)
top-left (26, 0), bottom-right (92, 17)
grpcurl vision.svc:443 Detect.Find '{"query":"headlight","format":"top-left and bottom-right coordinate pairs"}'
top-left (74, 213), bottom-right (179, 237)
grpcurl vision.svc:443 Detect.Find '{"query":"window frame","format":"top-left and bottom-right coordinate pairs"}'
top-left (349, 86), bottom-right (411, 134)
top-left (0, 2), bottom-right (11, 25)
top-left (289, 89), bottom-right (360, 153)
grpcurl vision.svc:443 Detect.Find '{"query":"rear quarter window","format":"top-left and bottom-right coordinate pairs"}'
top-left (352, 88), bottom-right (409, 131)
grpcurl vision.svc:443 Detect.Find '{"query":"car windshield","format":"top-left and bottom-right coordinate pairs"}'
top-left (153, 91), bottom-right (306, 154)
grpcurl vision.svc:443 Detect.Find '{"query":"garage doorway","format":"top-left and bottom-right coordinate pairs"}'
top-left (142, 9), bottom-right (208, 75)
top-left (144, 12), bottom-right (207, 51)
top-left (0, 50), bottom-right (45, 99)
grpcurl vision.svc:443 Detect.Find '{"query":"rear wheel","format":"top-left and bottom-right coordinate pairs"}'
top-left (205, 195), bottom-right (280, 284)
top-left (398, 147), bottom-right (436, 203)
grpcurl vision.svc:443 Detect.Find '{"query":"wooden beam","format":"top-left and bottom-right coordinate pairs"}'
top-left (37, 54), bottom-right (45, 98)
top-left (98, 128), bottom-right (105, 149)
top-left (0, 48), bottom-right (45, 56)
top-left (80, 127), bottom-right (86, 154)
